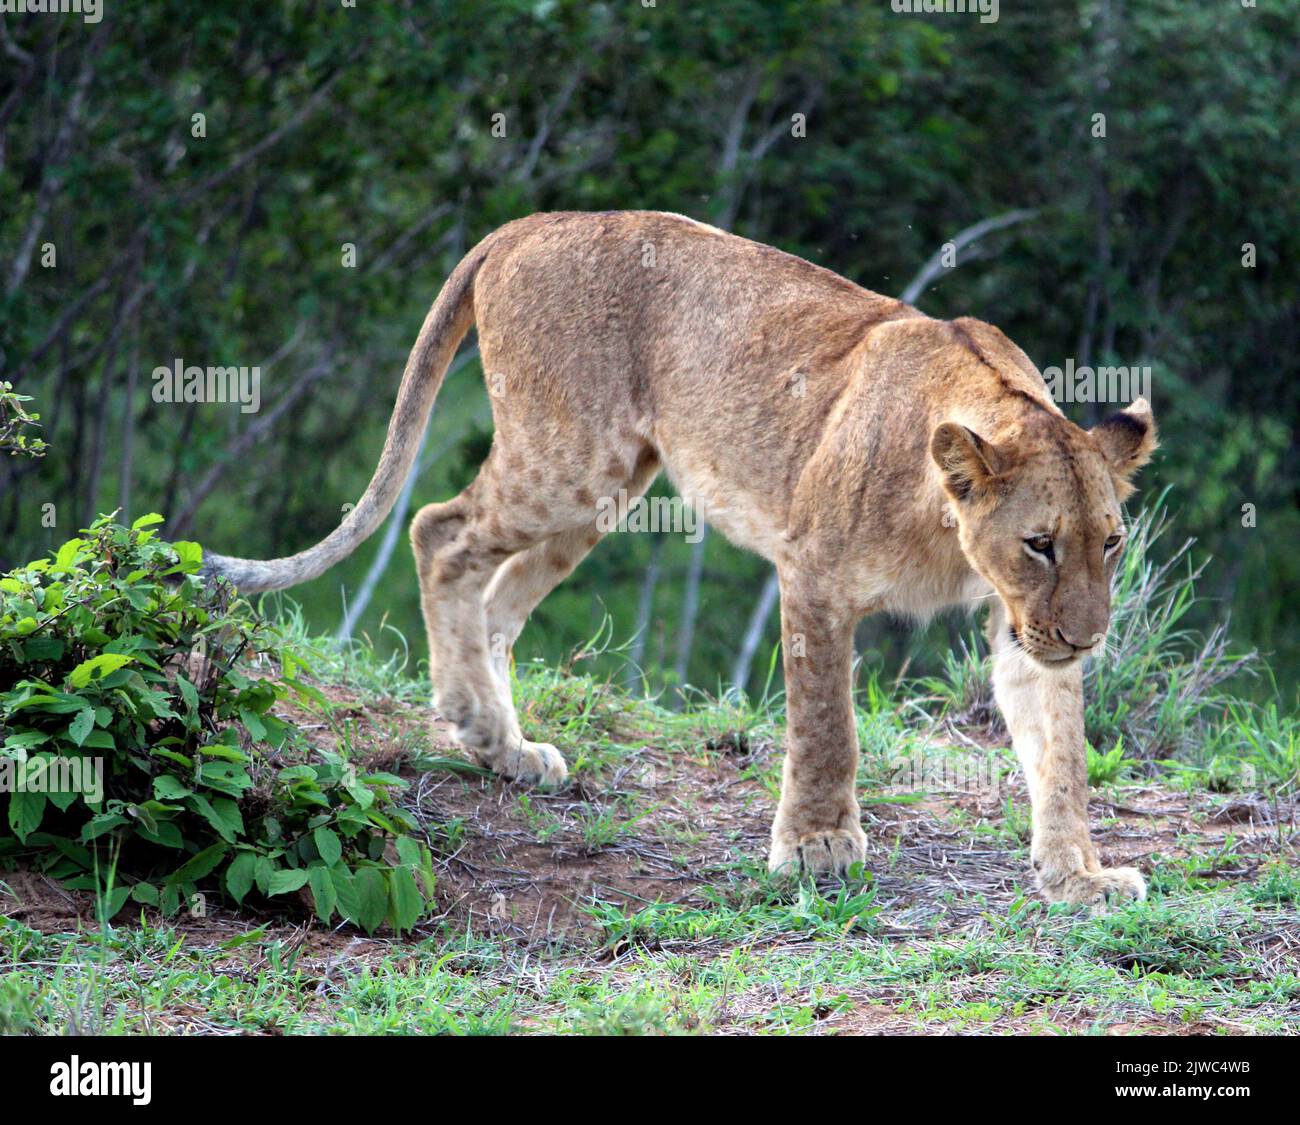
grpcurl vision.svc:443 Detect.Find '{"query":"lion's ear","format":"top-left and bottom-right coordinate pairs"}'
top-left (1091, 398), bottom-right (1157, 496)
top-left (930, 423), bottom-right (1007, 502)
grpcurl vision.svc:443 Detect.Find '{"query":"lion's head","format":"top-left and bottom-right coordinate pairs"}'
top-left (932, 398), bottom-right (1157, 668)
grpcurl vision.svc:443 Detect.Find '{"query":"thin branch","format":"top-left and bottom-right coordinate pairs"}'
top-left (366, 203), bottom-right (454, 277)
top-left (515, 68), bottom-right (583, 184)
top-left (6, 24), bottom-right (109, 298)
top-left (731, 569), bottom-right (781, 692)
top-left (898, 209), bottom-right (1037, 306)
top-left (180, 63), bottom-right (351, 202)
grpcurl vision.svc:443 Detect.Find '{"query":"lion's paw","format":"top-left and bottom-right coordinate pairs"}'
top-left (494, 739), bottom-right (568, 788)
top-left (768, 825), bottom-right (867, 879)
top-left (1043, 865), bottom-right (1147, 912)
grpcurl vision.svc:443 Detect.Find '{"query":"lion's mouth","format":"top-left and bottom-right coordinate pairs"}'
top-left (1009, 625), bottom-right (1083, 666)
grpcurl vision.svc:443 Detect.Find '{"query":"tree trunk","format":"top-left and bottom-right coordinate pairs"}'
top-left (626, 536), bottom-right (665, 691)
top-left (671, 529), bottom-right (708, 693)
top-left (730, 568), bottom-right (780, 694)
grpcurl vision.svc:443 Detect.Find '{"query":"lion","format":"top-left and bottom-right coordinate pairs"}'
top-left (205, 211), bottom-right (1157, 909)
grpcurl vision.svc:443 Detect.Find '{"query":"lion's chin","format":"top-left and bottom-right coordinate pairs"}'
top-left (1029, 649), bottom-right (1082, 670)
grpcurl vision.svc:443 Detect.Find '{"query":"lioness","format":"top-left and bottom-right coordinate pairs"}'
top-left (206, 211), bottom-right (1156, 908)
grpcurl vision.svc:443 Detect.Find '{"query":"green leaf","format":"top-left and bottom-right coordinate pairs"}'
top-left (187, 793), bottom-right (243, 842)
top-left (151, 748), bottom-right (194, 769)
top-left (81, 812), bottom-right (129, 841)
top-left (21, 636), bottom-right (64, 662)
top-left (344, 774), bottom-right (375, 809)
top-left (199, 743), bottom-right (250, 763)
top-left (67, 653), bottom-right (135, 689)
top-left (7, 791), bottom-right (46, 842)
top-left (52, 537), bottom-right (87, 570)
top-left (395, 836), bottom-right (423, 868)
top-left (254, 855), bottom-right (276, 896)
top-left (387, 866), bottom-right (424, 935)
top-left (308, 865), bottom-right (337, 923)
top-left (175, 673), bottom-right (199, 715)
top-left (129, 801), bottom-right (158, 834)
top-left (45, 836), bottom-right (91, 870)
top-left (97, 884), bottom-right (132, 922)
top-left (210, 796), bottom-right (244, 837)
top-left (218, 926), bottom-right (267, 951)
top-left (267, 868), bottom-right (310, 896)
top-left (197, 760), bottom-right (253, 796)
top-left (161, 540), bottom-right (203, 575)
top-left (7, 688), bottom-right (86, 714)
top-left (153, 775), bottom-right (192, 800)
top-left (67, 707), bottom-right (96, 747)
top-left (137, 821), bottom-right (185, 849)
top-left (225, 852), bottom-right (256, 904)
top-left (131, 882), bottom-right (160, 906)
top-left (166, 843), bottom-right (227, 886)
top-left (354, 867), bottom-right (388, 934)
top-left (47, 784), bottom-right (79, 812)
top-left (332, 866), bottom-right (360, 924)
top-left (313, 826), bottom-right (342, 867)
top-left (239, 708), bottom-right (267, 743)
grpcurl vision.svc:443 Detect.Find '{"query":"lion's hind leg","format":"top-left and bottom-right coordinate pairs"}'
top-left (482, 450), bottom-right (660, 693)
top-left (410, 441), bottom-right (655, 787)
top-left (409, 457), bottom-right (561, 785)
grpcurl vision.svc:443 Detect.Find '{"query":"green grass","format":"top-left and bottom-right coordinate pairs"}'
top-left (3, 520), bottom-right (1298, 1036)
top-left (4, 870), bottom-right (1296, 1035)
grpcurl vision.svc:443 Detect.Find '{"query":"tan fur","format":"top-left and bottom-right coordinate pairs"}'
top-left (206, 211), bottom-right (1158, 909)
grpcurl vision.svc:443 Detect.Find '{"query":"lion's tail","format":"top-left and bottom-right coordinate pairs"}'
top-left (202, 240), bottom-right (487, 593)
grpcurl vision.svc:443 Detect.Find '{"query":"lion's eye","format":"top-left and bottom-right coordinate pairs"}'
top-left (1025, 535), bottom-right (1054, 559)
top-left (1104, 534), bottom-right (1123, 553)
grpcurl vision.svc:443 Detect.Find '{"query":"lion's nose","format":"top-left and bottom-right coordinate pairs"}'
top-left (1052, 626), bottom-right (1094, 651)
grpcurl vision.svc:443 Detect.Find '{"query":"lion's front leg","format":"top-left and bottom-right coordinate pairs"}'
top-left (767, 578), bottom-right (866, 878)
top-left (989, 605), bottom-right (1146, 909)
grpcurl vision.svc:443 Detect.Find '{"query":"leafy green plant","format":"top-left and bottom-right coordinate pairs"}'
top-left (0, 967), bottom-right (43, 1033)
top-left (0, 514), bottom-right (435, 933)
top-left (0, 382), bottom-right (46, 458)
top-left (1210, 698), bottom-right (1299, 793)
top-left (1086, 737), bottom-right (1139, 786)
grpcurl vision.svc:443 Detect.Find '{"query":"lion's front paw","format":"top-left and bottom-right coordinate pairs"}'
top-left (494, 738), bottom-right (568, 788)
top-left (1041, 864), bottom-right (1147, 911)
top-left (768, 824), bottom-right (867, 879)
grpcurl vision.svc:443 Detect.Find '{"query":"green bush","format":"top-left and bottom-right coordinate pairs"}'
top-left (0, 382), bottom-right (46, 458)
top-left (0, 514), bottom-right (434, 933)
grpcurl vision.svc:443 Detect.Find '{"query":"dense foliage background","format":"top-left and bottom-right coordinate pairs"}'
top-left (2, 0), bottom-right (1296, 700)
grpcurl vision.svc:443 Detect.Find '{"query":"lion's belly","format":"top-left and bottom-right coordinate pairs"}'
top-left (651, 433), bottom-right (791, 559)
